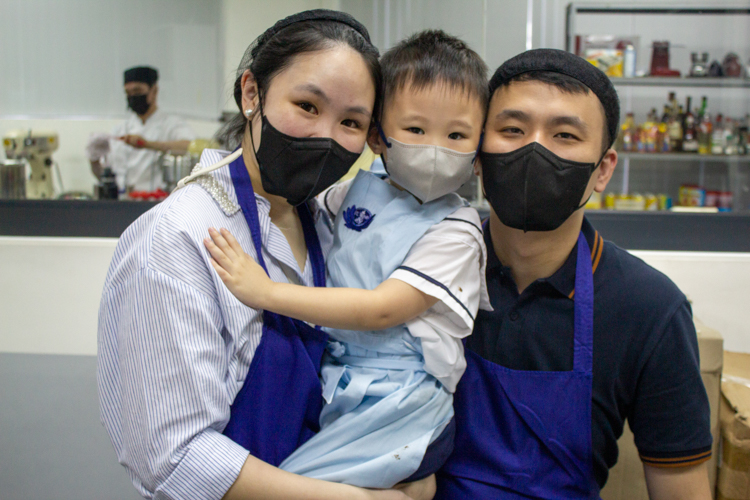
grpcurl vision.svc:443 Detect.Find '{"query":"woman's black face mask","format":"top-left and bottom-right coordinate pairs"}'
top-left (249, 106), bottom-right (361, 207)
top-left (480, 142), bottom-right (603, 232)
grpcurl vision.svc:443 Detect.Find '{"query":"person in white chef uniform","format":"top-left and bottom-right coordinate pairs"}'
top-left (87, 66), bottom-right (195, 193)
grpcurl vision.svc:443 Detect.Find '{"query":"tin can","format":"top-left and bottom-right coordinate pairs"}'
top-left (718, 191), bottom-right (733, 211)
top-left (645, 193), bottom-right (659, 211)
top-left (679, 185), bottom-right (705, 206)
top-left (604, 192), bottom-right (616, 209)
top-left (704, 190), bottom-right (720, 207)
top-left (658, 194), bottom-right (673, 210)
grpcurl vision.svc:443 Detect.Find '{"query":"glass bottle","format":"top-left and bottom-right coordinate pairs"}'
top-left (711, 114), bottom-right (725, 155)
top-left (620, 112), bottom-right (636, 152)
top-left (698, 112), bottom-right (713, 155)
top-left (724, 119), bottom-right (739, 155)
top-left (668, 105), bottom-right (684, 152)
top-left (683, 98), bottom-right (699, 153)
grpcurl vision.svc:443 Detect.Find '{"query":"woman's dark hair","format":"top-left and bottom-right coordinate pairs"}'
top-left (379, 30), bottom-right (489, 116)
top-left (216, 12), bottom-right (381, 150)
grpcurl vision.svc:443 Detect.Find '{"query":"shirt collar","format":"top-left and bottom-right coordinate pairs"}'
top-left (484, 217), bottom-right (603, 298)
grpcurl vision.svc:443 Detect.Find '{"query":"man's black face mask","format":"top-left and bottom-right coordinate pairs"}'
top-left (480, 142), bottom-right (602, 232)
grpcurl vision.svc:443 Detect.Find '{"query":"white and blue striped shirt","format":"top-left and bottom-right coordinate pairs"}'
top-left (97, 149), bottom-right (333, 500)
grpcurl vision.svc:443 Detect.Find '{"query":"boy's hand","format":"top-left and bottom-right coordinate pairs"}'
top-left (204, 227), bottom-right (274, 309)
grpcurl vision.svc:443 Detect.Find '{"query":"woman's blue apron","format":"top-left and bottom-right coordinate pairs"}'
top-left (436, 231), bottom-right (601, 499)
top-left (222, 153), bottom-right (329, 467)
top-left (279, 170), bottom-right (464, 487)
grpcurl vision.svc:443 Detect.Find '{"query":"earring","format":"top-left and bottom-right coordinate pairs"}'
top-left (244, 108), bottom-right (254, 119)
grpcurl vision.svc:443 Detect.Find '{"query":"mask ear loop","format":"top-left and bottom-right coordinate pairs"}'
top-left (375, 121), bottom-right (393, 175)
top-left (174, 93), bottom-right (264, 191)
top-left (472, 132), bottom-right (484, 163)
top-left (575, 147), bottom-right (610, 210)
top-left (248, 93), bottom-right (264, 162)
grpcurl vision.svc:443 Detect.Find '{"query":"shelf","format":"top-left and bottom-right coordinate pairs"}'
top-left (610, 77), bottom-right (750, 88)
top-left (618, 153), bottom-right (750, 162)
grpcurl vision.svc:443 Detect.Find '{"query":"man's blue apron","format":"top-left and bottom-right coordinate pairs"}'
top-left (279, 170), bottom-right (464, 487)
top-left (436, 231), bottom-right (601, 499)
top-left (222, 153), bottom-right (328, 467)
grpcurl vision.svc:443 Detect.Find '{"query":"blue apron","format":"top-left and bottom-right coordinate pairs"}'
top-left (436, 231), bottom-right (600, 499)
top-left (222, 153), bottom-right (329, 467)
top-left (279, 170), bottom-right (464, 487)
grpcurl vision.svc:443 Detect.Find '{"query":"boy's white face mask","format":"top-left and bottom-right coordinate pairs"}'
top-left (382, 137), bottom-right (476, 203)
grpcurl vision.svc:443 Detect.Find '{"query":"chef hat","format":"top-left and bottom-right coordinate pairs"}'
top-left (489, 49), bottom-right (620, 148)
top-left (123, 66), bottom-right (158, 86)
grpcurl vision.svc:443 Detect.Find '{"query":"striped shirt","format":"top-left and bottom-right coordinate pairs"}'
top-left (97, 149), bottom-right (333, 500)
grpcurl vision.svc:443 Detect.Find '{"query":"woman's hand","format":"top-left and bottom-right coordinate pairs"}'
top-left (204, 227), bottom-right (275, 309)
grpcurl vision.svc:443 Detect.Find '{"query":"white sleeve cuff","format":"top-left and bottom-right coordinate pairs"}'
top-left (158, 428), bottom-right (249, 500)
top-left (390, 266), bottom-right (475, 331)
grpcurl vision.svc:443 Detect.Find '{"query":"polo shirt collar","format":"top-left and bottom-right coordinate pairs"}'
top-left (484, 217), bottom-right (603, 298)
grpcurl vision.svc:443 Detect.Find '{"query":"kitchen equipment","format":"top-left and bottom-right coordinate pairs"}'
top-left (0, 159), bottom-right (27, 199)
top-left (649, 41), bottom-right (681, 77)
top-left (689, 52), bottom-right (710, 77)
top-left (3, 130), bottom-right (59, 199)
top-left (161, 152), bottom-right (197, 192)
top-left (97, 167), bottom-right (119, 200)
top-left (722, 53), bottom-right (743, 77)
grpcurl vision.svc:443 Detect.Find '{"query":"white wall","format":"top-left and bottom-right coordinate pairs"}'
top-left (1, 236), bottom-right (748, 356)
top-left (221, 0), bottom-right (339, 112)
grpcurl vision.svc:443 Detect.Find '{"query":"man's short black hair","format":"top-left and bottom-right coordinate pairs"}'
top-left (379, 29), bottom-right (488, 118)
top-left (490, 48), bottom-right (620, 155)
top-left (507, 71), bottom-right (611, 154)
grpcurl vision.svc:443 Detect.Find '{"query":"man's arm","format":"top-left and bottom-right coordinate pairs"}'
top-left (643, 463), bottom-right (711, 500)
top-left (119, 134), bottom-right (190, 154)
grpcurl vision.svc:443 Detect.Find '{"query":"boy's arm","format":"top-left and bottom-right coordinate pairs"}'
top-left (205, 227), bottom-right (438, 330)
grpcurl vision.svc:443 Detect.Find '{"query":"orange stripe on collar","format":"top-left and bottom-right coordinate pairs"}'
top-left (568, 232), bottom-right (603, 299)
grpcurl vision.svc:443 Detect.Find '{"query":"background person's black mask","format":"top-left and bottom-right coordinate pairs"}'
top-left (480, 142), bottom-right (601, 232)
top-left (127, 94), bottom-right (150, 116)
top-left (250, 111), bottom-right (360, 206)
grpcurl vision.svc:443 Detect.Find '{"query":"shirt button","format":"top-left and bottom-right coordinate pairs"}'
top-left (509, 310), bottom-right (520, 321)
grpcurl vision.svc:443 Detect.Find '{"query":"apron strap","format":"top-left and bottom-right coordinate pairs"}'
top-left (573, 231), bottom-right (594, 374)
top-left (229, 153), bottom-right (269, 273)
top-left (297, 203), bottom-right (326, 288)
top-left (228, 151), bottom-right (326, 287)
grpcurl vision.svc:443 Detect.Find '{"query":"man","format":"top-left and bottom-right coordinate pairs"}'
top-left (436, 49), bottom-right (712, 499)
top-left (88, 66), bottom-right (194, 192)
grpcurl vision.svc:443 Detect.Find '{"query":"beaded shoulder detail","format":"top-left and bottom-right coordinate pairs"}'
top-left (183, 163), bottom-right (240, 216)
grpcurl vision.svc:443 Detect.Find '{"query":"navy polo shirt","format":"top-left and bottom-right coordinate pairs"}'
top-left (467, 217), bottom-right (712, 489)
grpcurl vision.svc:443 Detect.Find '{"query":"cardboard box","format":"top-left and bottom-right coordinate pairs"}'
top-left (717, 351), bottom-right (750, 500)
top-left (601, 319), bottom-right (723, 500)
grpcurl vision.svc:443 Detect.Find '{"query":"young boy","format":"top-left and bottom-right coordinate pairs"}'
top-left (205, 30), bottom-right (489, 488)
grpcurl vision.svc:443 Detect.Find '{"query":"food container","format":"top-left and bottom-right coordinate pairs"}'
top-left (718, 191), bottom-right (733, 212)
top-left (679, 185), bottom-right (706, 207)
top-left (0, 159), bottom-right (27, 199)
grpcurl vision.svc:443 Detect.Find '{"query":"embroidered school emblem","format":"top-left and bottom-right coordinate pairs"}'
top-left (343, 205), bottom-right (375, 232)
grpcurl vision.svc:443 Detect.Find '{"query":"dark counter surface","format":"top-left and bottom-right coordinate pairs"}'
top-left (1, 200), bottom-right (749, 252)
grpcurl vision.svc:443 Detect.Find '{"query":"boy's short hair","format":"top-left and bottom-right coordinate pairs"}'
top-left (379, 30), bottom-right (489, 118)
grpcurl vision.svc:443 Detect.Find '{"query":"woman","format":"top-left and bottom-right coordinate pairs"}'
top-left (97, 10), bottom-right (433, 500)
